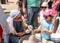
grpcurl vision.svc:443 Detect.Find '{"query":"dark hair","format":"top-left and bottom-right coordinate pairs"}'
top-left (48, 15), bottom-right (53, 17)
top-left (44, 15), bottom-right (53, 19)
top-left (48, 0), bottom-right (53, 9)
top-left (41, 6), bottom-right (47, 8)
top-left (56, 2), bottom-right (60, 12)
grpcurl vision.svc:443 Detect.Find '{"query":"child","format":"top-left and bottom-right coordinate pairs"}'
top-left (38, 2), bottom-right (48, 25)
top-left (40, 10), bottom-right (54, 43)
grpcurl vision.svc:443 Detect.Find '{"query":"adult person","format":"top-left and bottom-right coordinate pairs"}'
top-left (23, 0), bottom-right (41, 29)
top-left (51, 2), bottom-right (60, 43)
top-left (0, 5), bottom-right (9, 43)
top-left (38, 2), bottom-right (48, 25)
top-left (52, 2), bottom-right (60, 33)
top-left (37, 2), bottom-right (55, 43)
top-left (6, 9), bottom-right (28, 43)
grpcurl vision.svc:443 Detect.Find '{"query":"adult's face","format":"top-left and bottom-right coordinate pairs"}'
top-left (42, 6), bottom-right (47, 11)
top-left (14, 13), bottom-right (21, 20)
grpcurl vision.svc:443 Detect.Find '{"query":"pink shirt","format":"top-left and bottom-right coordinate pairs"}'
top-left (52, 1), bottom-right (59, 14)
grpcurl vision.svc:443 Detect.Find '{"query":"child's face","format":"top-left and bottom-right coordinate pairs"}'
top-left (46, 16), bottom-right (53, 22)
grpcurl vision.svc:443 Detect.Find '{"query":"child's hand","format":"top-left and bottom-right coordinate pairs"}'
top-left (25, 29), bottom-right (31, 33)
top-left (41, 28), bottom-right (48, 32)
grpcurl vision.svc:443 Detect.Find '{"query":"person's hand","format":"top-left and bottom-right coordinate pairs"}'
top-left (33, 29), bottom-right (37, 33)
top-left (23, 7), bottom-right (27, 14)
top-left (41, 28), bottom-right (48, 33)
top-left (15, 32), bottom-right (26, 37)
top-left (25, 29), bottom-right (31, 33)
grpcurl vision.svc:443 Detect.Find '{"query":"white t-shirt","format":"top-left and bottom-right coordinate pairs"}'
top-left (39, 10), bottom-right (45, 23)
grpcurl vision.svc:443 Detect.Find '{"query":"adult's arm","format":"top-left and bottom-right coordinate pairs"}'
top-left (6, 18), bottom-right (27, 36)
top-left (21, 16), bottom-right (28, 30)
top-left (53, 19), bottom-right (57, 33)
top-left (52, 14), bottom-right (58, 33)
top-left (37, 11), bottom-right (41, 26)
top-left (22, 0), bottom-right (26, 8)
top-left (22, 0), bottom-right (27, 14)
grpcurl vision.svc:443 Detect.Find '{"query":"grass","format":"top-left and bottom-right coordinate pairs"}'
top-left (5, 12), bottom-right (10, 14)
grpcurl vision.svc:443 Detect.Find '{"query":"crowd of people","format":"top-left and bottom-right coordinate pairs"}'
top-left (0, 0), bottom-right (60, 43)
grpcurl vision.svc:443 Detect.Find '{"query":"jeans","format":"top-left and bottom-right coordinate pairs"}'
top-left (27, 7), bottom-right (39, 29)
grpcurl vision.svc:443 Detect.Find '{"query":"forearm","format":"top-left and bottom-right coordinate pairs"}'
top-left (22, 16), bottom-right (28, 29)
top-left (22, 0), bottom-right (26, 8)
top-left (41, 27), bottom-right (53, 34)
top-left (11, 29), bottom-right (26, 36)
top-left (15, 32), bottom-right (26, 36)
top-left (53, 20), bottom-right (57, 33)
top-left (45, 30), bottom-right (53, 34)
top-left (38, 17), bottom-right (40, 24)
